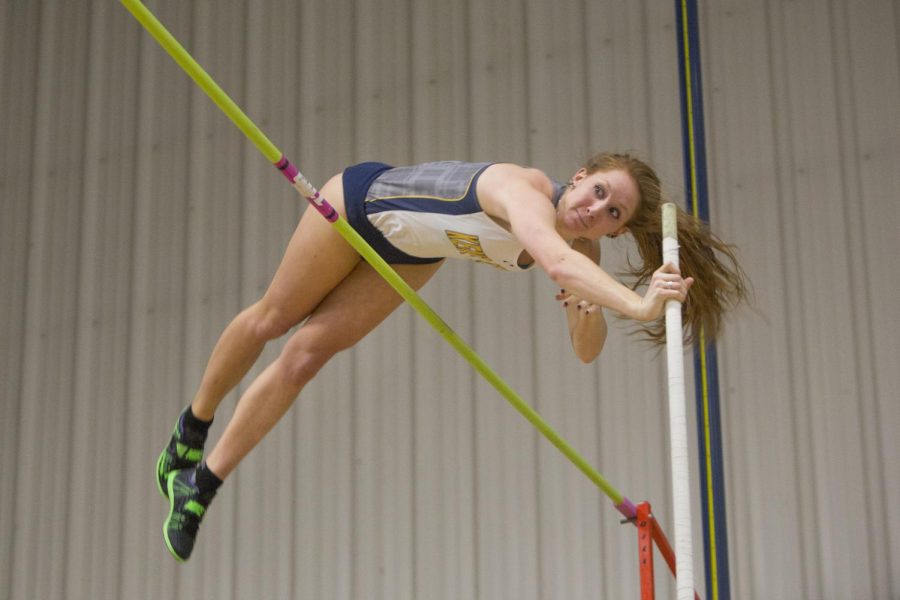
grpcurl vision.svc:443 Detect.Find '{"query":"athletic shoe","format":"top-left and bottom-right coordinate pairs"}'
top-left (163, 468), bottom-right (216, 562)
top-left (156, 406), bottom-right (208, 499)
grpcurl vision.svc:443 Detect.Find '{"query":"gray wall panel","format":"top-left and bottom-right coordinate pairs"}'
top-left (0, 2), bottom-right (39, 598)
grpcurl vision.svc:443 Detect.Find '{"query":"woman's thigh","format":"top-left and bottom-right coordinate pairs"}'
top-left (259, 173), bottom-right (361, 327)
top-left (285, 259), bottom-right (444, 359)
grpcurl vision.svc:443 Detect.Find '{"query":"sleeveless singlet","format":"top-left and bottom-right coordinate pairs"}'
top-left (343, 161), bottom-right (565, 271)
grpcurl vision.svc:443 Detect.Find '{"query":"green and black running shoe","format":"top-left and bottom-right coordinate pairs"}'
top-left (156, 407), bottom-right (208, 499)
top-left (163, 468), bottom-right (216, 562)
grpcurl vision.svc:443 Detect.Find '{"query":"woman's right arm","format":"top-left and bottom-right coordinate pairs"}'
top-left (478, 164), bottom-right (683, 322)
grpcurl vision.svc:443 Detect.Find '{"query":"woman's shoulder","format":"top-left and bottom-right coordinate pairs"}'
top-left (479, 163), bottom-right (554, 194)
top-left (476, 163), bottom-right (557, 223)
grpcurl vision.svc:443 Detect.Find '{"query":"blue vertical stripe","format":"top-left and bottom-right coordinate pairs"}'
top-left (674, 1), bottom-right (732, 599)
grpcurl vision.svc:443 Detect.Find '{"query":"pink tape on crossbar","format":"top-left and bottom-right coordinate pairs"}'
top-left (275, 155), bottom-right (338, 222)
top-left (616, 497), bottom-right (638, 520)
top-left (275, 155), bottom-right (299, 182)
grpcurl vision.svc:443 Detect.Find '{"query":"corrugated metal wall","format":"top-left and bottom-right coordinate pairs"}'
top-left (1, 1), bottom-right (898, 598)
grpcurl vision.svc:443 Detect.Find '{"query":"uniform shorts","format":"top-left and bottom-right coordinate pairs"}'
top-left (342, 161), bottom-right (443, 265)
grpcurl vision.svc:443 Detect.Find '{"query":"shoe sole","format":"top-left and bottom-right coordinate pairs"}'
top-left (163, 471), bottom-right (188, 562)
top-left (156, 420), bottom-right (180, 500)
top-left (156, 446), bottom-right (169, 499)
top-left (156, 421), bottom-right (203, 500)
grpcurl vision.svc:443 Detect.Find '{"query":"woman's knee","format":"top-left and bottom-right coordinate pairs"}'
top-left (246, 301), bottom-right (298, 342)
top-left (277, 338), bottom-right (337, 388)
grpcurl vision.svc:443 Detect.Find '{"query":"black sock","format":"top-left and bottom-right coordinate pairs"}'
top-left (194, 461), bottom-right (223, 495)
top-left (181, 405), bottom-right (213, 435)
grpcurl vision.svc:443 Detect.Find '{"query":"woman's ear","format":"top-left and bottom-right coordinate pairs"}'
top-left (571, 167), bottom-right (588, 184)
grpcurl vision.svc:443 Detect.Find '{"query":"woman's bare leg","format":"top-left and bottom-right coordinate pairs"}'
top-left (204, 259), bottom-right (443, 479)
top-left (189, 175), bottom-right (358, 420)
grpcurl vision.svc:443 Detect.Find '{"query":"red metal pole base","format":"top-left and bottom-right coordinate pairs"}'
top-left (628, 500), bottom-right (702, 600)
top-left (637, 502), bottom-right (655, 600)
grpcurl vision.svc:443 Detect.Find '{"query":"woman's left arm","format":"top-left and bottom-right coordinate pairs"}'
top-left (556, 238), bottom-right (607, 362)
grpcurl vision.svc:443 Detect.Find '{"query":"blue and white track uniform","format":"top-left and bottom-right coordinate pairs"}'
top-left (343, 161), bottom-right (565, 271)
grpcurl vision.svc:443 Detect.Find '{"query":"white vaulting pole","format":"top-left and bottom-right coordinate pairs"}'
top-left (662, 203), bottom-right (695, 599)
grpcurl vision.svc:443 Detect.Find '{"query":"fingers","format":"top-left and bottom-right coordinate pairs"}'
top-left (574, 299), bottom-right (590, 311)
top-left (555, 288), bottom-right (576, 306)
top-left (556, 289), bottom-right (599, 315)
top-left (679, 277), bottom-right (694, 302)
top-left (657, 261), bottom-right (681, 275)
top-left (582, 303), bottom-right (599, 315)
top-left (650, 274), bottom-right (694, 302)
top-left (573, 299), bottom-right (599, 315)
top-left (654, 277), bottom-right (680, 290)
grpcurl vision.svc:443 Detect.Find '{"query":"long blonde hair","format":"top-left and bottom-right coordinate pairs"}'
top-left (583, 152), bottom-right (748, 345)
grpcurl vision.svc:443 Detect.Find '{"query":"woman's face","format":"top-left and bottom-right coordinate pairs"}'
top-left (556, 168), bottom-right (640, 240)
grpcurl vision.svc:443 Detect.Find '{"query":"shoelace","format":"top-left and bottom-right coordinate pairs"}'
top-left (177, 423), bottom-right (208, 448)
top-left (171, 508), bottom-right (201, 535)
top-left (172, 487), bottom-right (214, 533)
top-left (164, 427), bottom-right (207, 470)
